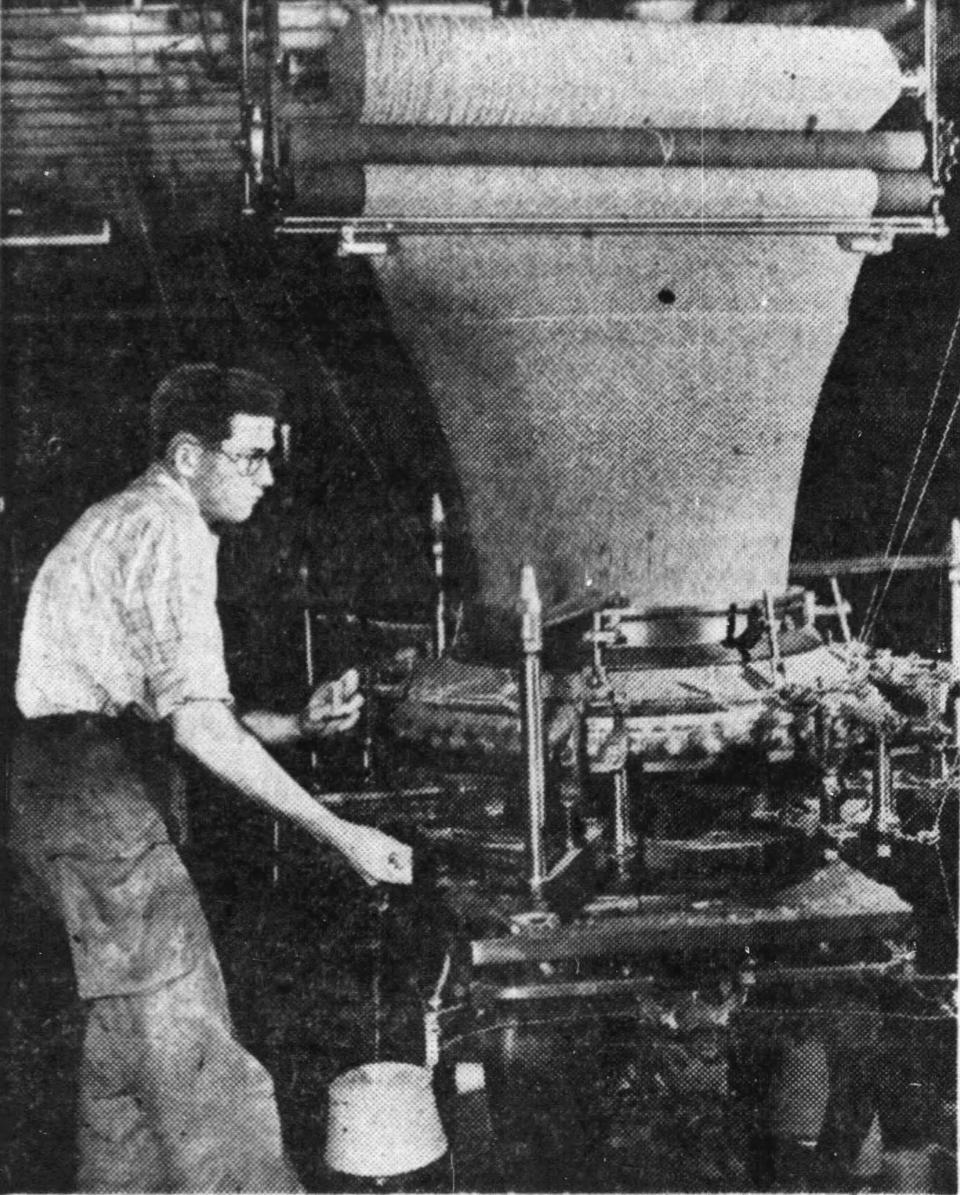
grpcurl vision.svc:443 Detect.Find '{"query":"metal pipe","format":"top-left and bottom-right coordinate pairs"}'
top-left (520, 564), bottom-right (547, 905)
top-left (875, 170), bottom-right (938, 213)
top-left (1, 219), bottom-right (111, 247)
top-left (872, 732), bottom-right (898, 856)
top-left (830, 576), bottom-right (852, 643)
top-left (763, 589), bottom-right (782, 687)
top-left (240, 0), bottom-right (252, 213)
top-left (475, 961), bottom-right (954, 1004)
top-left (278, 214), bottom-right (944, 240)
top-left (612, 767), bottom-right (634, 874)
top-left (432, 493), bottom-right (446, 658)
top-left (264, 0), bottom-right (282, 196)
top-left (791, 553), bottom-right (947, 578)
top-left (925, 0), bottom-right (939, 173)
top-left (287, 166), bottom-right (936, 220)
top-left (301, 561), bottom-right (319, 772)
top-left (471, 906), bottom-right (911, 966)
top-left (289, 127), bottom-right (927, 171)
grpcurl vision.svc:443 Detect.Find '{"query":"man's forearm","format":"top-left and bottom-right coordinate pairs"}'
top-left (240, 709), bottom-right (302, 746)
top-left (171, 701), bottom-right (350, 848)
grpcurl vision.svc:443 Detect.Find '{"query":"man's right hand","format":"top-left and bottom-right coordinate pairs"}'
top-left (170, 701), bottom-right (413, 885)
top-left (338, 823), bottom-right (413, 886)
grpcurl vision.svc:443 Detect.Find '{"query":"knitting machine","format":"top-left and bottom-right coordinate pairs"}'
top-left (263, 3), bottom-right (960, 1183)
top-left (3, 0), bottom-right (958, 1184)
top-left (309, 541), bottom-right (956, 1187)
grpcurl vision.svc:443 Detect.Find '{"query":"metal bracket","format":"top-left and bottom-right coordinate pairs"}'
top-left (1, 215), bottom-right (111, 249)
top-left (836, 230), bottom-right (896, 256)
top-left (336, 225), bottom-right (392, 257)
top-left (278, 214), bottom-right (946, 242)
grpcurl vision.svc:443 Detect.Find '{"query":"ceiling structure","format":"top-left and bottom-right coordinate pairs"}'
top-left (1, 0), bottom-right (957, 248)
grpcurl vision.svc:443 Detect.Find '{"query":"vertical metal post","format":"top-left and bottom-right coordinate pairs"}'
top-left (240, 0), bottom-right (250, 211)
top-left (432, 494), bottom-right (446, 658)
top-left (925, 0), bottom-right (939, 175)
top-left (612, 768), bottom-right (634, 876)
top-left (520, 565), bottom-right (547, 905)
top-left (830, 576), bottom-right (852, 644)
top-left (360, 667), bottom-right (374, 785)
top-left (592, 612), bottom-right (604, 678)
top-left (763, 590), bottom-right (782, 687)
top-left (607, 703), bottom-right (634, 875)
top-left (264, 0), bottom-right (282, 184)
top-left (872, 732), bottom-right (898, 856)
top-left (950, 519), bottom-right (960, 749)
top-left (803, 589), bottom-right (817, 630)
top-left (301, 562), bottom-right (318, 774)
top-left (280, 559), bottom-right (318, 889)
top-left (815, 679), bottom-right (840, 835)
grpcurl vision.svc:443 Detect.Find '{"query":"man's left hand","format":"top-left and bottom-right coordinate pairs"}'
top-left (299, 668), bottom-right (363, 739)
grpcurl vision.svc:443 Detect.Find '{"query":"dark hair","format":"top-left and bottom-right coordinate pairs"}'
top-left (149, 363), bottom-right (283, 458)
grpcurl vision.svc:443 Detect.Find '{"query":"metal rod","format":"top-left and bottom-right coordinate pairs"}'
top-left (360, 667), bottom-right (374, 785)
top-left (872, 732), bottom-right (899, 853)
top-left (520, 564), bottom-right (547, 905)
top-left (612, 768), bottom-right (634, 873)
top-left (289, 126), bottom-right (927, 171)
top-left (829, 576), bottom-right (853, 643)
top-left (925, 0), bottom-right (939, 174)
top-left (432, 493), bottom-right (446, 658)
top-left (791, 553), bottom-right (948, 578)
top-left (241, 0), bottom-right (252, 214)
top-left (476, 962), bottom-right (955, 1004)
top-left (301, 562), bottom-right (319, 773)
top-left (264, 0), bottom-right (282, 195)
top-left (277, 214), bottom-right (945, 239)
top-left (471, 907), bottom-right (911, 967)
top-left (286, 560), bottom-right (319, 888)
top-left (294, 166), bottom-right (934, 219)
top-left (1, 219), bottom-right (111, 248)
top-left (308, 785), bottom-right (442, 807)
top-left (763, 589), bottom-right (782, 686)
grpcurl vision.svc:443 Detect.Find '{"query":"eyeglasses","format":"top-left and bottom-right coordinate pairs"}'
top-left (215, 447), bottom-right (278, 477)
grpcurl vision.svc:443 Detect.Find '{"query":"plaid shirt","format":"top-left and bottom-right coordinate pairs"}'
top-left (17, 463), bottom-right (233, 721)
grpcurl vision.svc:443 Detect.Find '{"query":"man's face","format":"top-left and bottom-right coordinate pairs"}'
top-left (192, 413), bottom-right (277, 525)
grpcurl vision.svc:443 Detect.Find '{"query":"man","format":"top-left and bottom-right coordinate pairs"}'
top-left (9, 363), bottom-right (413, 1192)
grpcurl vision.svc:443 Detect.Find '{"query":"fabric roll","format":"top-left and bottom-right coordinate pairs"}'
top-left (372, 233), bottom-right (865, 613)
top-left (325, 14), bottom-right (884, 618)
top-left (327, 15), bottom-right (904, 132)
top-left (360, 165), bottom-right (879, 218)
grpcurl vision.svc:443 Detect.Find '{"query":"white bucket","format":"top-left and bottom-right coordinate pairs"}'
top-left (325, 1062), bottom-right (449, 1179)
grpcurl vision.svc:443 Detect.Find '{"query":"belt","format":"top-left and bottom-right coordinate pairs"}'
top-left (25, 710), bottom-right (170, 751)
top-left (29, 712), bottom-right (116, 732)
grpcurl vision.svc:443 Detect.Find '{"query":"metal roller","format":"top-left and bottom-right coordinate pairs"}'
top-left (290, 165), bottom-right (936, 220)
top-left (290, 126), bottom-right (927, 172)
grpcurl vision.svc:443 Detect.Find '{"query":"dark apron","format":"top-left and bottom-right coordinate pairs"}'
top-left (8, 714), bottom-right (208, 999)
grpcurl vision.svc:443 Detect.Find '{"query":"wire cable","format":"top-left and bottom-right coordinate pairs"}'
top-left (862, 301), bottom-right (960, 641)
top-left (257, 235), bottom-right (438, 580)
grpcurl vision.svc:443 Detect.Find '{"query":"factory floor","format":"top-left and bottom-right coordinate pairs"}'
top-left (2, 791), bottom-right (956, 1194)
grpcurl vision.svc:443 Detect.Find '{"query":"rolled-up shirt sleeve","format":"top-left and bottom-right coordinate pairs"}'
top-left (119, 512), bottom-right (233, 720)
